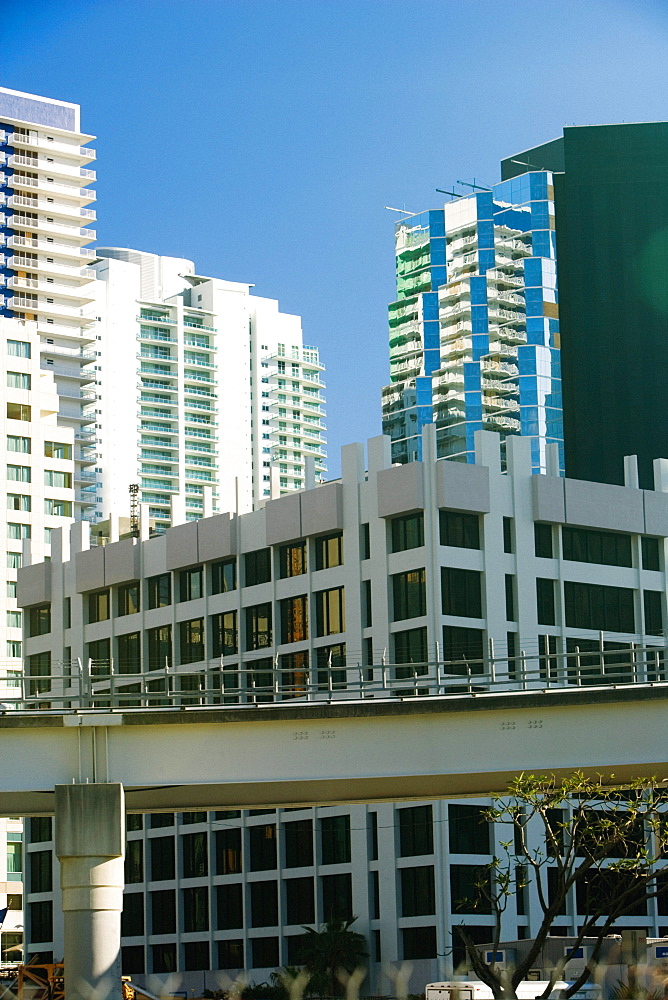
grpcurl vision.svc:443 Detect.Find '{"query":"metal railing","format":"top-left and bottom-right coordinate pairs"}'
top-left (4, 641), bottom-right (667, 714)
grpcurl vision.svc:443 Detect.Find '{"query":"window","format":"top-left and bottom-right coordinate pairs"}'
top-left (449, 804), bottom-right (491, 854)
top-left (249, 824), bottom-right (277, 871)
top-left (393, 569), bottom-right (426, 621)
top-left (7, 371), bottom-right (31, 390)
top-left (284, 819), bottom-right (313, 868)
top-left (644, 591), bottom-right (663, 636)
top-left (151, 889), bottom-right (176, 933)
top-left (7, 340), bottom-right (30, 358)
top-left (88, 589), bottom-right (110, 623)
top-left (7, 435), bottom-right (30, 453)
top-left (363, 579), bottom-right (372, 628)
top-left (147, 625), bottom-right (172, 670)
top-left (29, 901), bottom-right (52, 943)
top-left (7, 522), bottom-right (30, 540)
top-left (8, 493), bottom-right (30, 511)
top-left (503, 516), bottom-right (514, 553)
top-left (121, 892), bottom-right (144, 936)
top-left (148, 573), bottom-right (171, 609)
top-left (179, 618), bottom-right (204, 664)
top-left (211, 558), bottom-right (236, 594)
top-left (211, 611), bottom-right (238, 656)
top-left (403, 926), bottom-right (436, 960)
top-left (6, 581), bottom-right (17, 598)
top-left (505, 574), bottom-right (516, 621)
top-left (150, 836), bottom-right (175, 881)
top-left (245, 603), bottom-right (272, 650)
top-left (152, 942), bottom-right (176, 973)
top-left (183, 886), bottom-right (209, 932)
top-left (450, 864), bottom-right (492, 912)
top-left (536, 578), bottom-right (556, 626)
top-left (394, 627), bottom-right (427, 669)
top-left (321, 872), bottom-right (352, 921)
top-left (30, 850), bottom-right (52, 894)
top-left (286, 876), bottom-right (315, 924)
top-left (563, 526), bottom-right (632, 567)
top-left (121, 947), bottom-right (144, 976)
top-left (7, 402), bottom-right (30, 421)
top-left (642, 537), bottom-right (661, 571)
top-left (534, 523), bottom-right (553, 558)
top-left (150, 813), bottom-right (174, 829)
top-left (218, 940), bottom-right (244, 970)
top-left (315, 587), bottom-right (345, 635)
top-left (401, 866), bottom-right (435, 916)
top-left (252, 938), bottom-right (279, 969)
top-left (321, 815), bottom-right (351, 864)
top-left (250, 880), bottom-right (278, 927)
top-left (399, 805), bottom-right (433, 856)
top-left (217, 883), bottom-right (243, 929)
top-left (280, 542), bottom-right (307, 578)
top-left (87, 638), bottom-right (110, 674)
top-left (125, 840), bottom-right (143, 884)
top-left (564, 581), bottom-right (635, 632)
top-left (6, 611), bottom-right (21, 628)
top-left (44, 498), bottom-right (71, 516)
top-left (280, 595), bottom-right (309, 643)
top-left (440, 510), bottom-right (480, 549)
top-left (369, 812), bottom-right (378, 860)
top-left (118, 582), bottom-right (140, 616)
top-left (118, 632), bottom-right (141, 674)
top-left (44, 441), bottom-right (72, 460)
top-left (215, 827), bottom-right (242, 875)
top-left (245, 548), bottom-right (271, 586)
top-left (179, 566), bottom-right (203, 602)
top-left (361, 522), bottom-right (370, 560)
top-left (315, 532), bottom-right (343, 570)
top-left (44, 470), bottom-right (72, 488)
top-left (7, 465), bottom-right (30, 483)
top-left (7, 552), bottom-right (22, 570)
top-left (30, 817), bottom-right (52, 843)
top-left (182, 831), bottom-right (208, 878)
top-left (442, 567), bottom-right (482, 618)
top-left (391, 513), bottom-right (424, 552)
top-left (28, 605), bottom-right (51, 637)
top-left (6, 641), bottom-right (21, 659)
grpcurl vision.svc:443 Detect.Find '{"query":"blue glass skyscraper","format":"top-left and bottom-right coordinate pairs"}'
top-left (382, 172), bottom-right (563, 474)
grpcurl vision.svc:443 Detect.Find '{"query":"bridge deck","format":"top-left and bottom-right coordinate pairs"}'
top-left (1, 680), bottom-right (666, 815)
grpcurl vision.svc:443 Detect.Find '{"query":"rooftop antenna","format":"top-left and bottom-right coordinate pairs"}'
top-left (129, 483), bottom-right (140, 538)
top-left (436, 188), bottom-right (462, 199)
top-left (510, 159), bottom-right (545, 171)
top-left (456, 178), bottom-right (492, 191)
top-left (384, 206), bottom-right (418, 217)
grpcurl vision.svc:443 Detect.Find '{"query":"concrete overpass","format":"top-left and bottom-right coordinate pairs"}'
top-left (3, 679), bottom-right (668, 999)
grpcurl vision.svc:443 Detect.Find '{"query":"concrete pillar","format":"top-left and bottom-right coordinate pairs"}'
top-left (55, 783), bottom-right (125, 1000)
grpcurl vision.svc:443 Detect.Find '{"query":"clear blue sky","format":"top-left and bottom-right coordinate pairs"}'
top-left (3, 0), bottom-right (668, 475)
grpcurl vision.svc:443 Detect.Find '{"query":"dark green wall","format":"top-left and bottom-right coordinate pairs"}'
top-left (505, 123), bottom-right (668, 487)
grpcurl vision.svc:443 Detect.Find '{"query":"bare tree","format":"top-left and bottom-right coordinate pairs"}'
top-left (454, 772), bottom-right (668, 1000)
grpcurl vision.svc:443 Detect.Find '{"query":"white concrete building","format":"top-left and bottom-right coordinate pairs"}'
top-left (0, 87), bottom-right (98, 520)
top-left (17, 427), bottom-right (668, 989)
top-left (91, 249), bottom-right (327, 526)
top-left (0, 313), bottom-right (76, 963)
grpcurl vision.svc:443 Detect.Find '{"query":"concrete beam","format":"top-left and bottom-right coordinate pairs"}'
top-left (0, 685), bottom-right (667, 814)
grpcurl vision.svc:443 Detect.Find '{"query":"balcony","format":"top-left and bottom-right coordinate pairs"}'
top-left (9, 255), bottom-right (96, 283)
top-left (8, 133), bottom-right (96, 161)
top-left (9, 276), bottom-right (95, 304)
top-left (11, 295), bottom-right (94, 323)
top-left (183, 319), bottom-right (216, 333)
top-left (8, 234), bottom-right (95, 259)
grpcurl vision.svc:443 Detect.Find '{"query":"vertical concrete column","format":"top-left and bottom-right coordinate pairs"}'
top-left (55, 783), bottom-right (125, 1000)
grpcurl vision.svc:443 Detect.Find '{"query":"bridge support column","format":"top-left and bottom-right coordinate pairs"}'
top-left (55, 783), bottom-right (125, 1000)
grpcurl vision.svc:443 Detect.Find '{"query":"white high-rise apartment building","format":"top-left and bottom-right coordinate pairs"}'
top-left (0, 313), bottom-right (76, 963)
top-left (0, 88), bottom-right (98, 520)
top-left (91, 249), bottom-right (326, 525)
